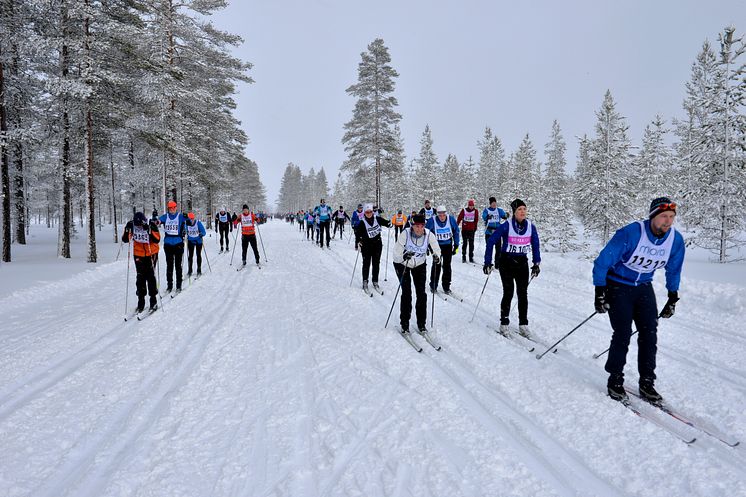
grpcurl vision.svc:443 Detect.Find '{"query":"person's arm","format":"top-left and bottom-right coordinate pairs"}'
top-left (451, 216), bottom-right (460, 247)
top-left (592, 226), bottom-right (633, 287)
top-left (530, 222), bottom-right (541, 265)
top-left (427, 231), bottom-right (442, 258)
top-left (500, 208), bottom-right (508, 220)
top-left (378, 215), bottom-right (391, 228)
top-left (664, 232), bottom-right (686, 293)
top-left (121, 221), bottom-right (133, 243)
top-left (457, 209), bottom-right (464, 226)
top-left (149, 221), bottom-right (161, 244)
top-left (199, 221), bottom-right (206, 238)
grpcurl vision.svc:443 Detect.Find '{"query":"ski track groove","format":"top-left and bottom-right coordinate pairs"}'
top-left (29, 266), bottom-right (250, 497)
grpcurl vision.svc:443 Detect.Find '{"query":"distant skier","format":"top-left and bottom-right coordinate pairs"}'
top-left (314, 198), bottom-right (333, 248)
top-left (391, 209), bottom-right (407, 242)
top-left (482, 196), bottom-right (508, 266)
top-left (483, 199), bottom-right (541, 338)
top-left (158, 200), bottom-right (187, 293)
top-left (457, 199), bottom-right (479, 263)
top-left (350, 203), bottom-right (364, 230)
top-left (186, 212), bottom-right (206, 276)
top-left (215, 207), bottom-right (233, 254)
top-left (122, 212), bottom-right (161, 313)
top-left (392, 214), bottom-right (442, 335)
top-left (233, 204), bottom-right (261, 267)
top-left (332, 205), bottom-right (351, 239)
top-left (404, 210), bottom-right (418, 229)
top-left (426, 206), bottom-right (460, 295)
top-left (354, 203), bottom-right (391, 293)
top-left (593, 197), bottom-right (685, 404)
top-left (305, 211), bottom-right (315, 240)
top-left (419, 199), bottom-right (435, 221)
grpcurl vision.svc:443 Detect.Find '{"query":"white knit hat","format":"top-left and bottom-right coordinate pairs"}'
top-left (436, 205), bottom-right (447, 213)
top-left (364, 203), bottom-right (374, 212)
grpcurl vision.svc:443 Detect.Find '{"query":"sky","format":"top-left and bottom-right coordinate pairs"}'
top-left (210, 0), bottom-right (746, 207)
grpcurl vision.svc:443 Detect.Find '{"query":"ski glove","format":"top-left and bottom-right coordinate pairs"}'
top-left (594, 286), bottom-right (610, 314)
top-left (432, 254), bottom-right (441, 265)
top-left (453, 245), bottom-right (459, 255)
top-left (483, 264), bottom-right (493, 275)
top-left (402, 251), bottom-right (414, 261)
top-left (531, 264), bottom-right (540, 278)
top-left (660, 291), bottom-right (679, 319)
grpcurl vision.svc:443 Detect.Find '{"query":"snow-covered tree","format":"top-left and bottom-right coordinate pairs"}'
top-left (414, 125), bottom-right (440, 205)
top-left (633, 116), bottom-right (674, 218)
top-left (441, 153), bottom-right (461, 212)
top-left (541, 120), bottom-right (579, 252)
top-left (509, 133), bottom-right (540, 214)
top-left (476, 127), bottom-right (506, 205)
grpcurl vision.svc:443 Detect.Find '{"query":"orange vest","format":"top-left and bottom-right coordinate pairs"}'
top-left (392, 214), bottom-right (407, 226)
top-left (128, 225), bottom-right (160, 257)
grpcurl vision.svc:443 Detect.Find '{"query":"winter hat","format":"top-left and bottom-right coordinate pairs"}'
top-left (364, 203), bottom-right (374, 212)
top-left (489, 197), bottom-right (496, 204)
top-left (510, 198), bottom-right (526, 212)
top-left (357, 203), bottom-right (363, 209)
top-left (424, 199), bottom-right (431, 205)
top-left (412, 214), bottom-right (426, 225)
top-left (134, 211), bottom-right (147, 226)
top-left (187, 212), bottom-right (195, 220)
top-left (467, 199), bottom-right (475, 207)
top-left (649, 197), bottom-right (676, 219)
top-left (397, 209), bottom-right (403, 214)
top-left (242, 204), bottom-right (249, 210)
top-left (437, 205), bottom-right (447, 213)
top-left (220, 206), bottom-right (226, 213)
top-left (339, 205), bottom-right (343, 209)
top-left (167, 200), bottom-right (177, 209)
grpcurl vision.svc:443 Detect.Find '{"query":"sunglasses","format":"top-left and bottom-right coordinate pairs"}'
top-left (656, 202), bottom-right (677, 211)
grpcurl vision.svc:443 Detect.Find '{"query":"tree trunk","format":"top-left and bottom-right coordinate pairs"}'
top-left (11, 40), bottom-right (25, 245)
top-left (84, 3), bottom-right (97, 263)
top-left (0, 48), bottom-right (11, 262)
top-left (128, 137), bottom-right (135, 216)
top-left (58, 1), bottom-right (71, 258)
top-left (110, 139), bottom-right (118, 242)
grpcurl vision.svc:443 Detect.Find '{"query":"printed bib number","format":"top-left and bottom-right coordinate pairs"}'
top-left (165, 217), bottom-right (179, 235)
top-left (187, 224), bottom-right (200, 238)
top-left (133, 226), bottom-right (149, 243)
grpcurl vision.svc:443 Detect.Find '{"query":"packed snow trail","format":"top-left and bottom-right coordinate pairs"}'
top-left (0, 221), bottom-right (744, 497)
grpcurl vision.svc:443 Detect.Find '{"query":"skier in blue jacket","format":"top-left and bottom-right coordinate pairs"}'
top-left (426, 205), bottom-right (460, 295)
top-left (483, 199), bottom-right (541, 338)
top-left (314, 199), bottom-right (333, 248)
top-left (186, 212), bottom-right (207, 276)
top-left (158, 200), bottom-right (187, 292)
top-left (593, 197), bottom-right (685, 404)
top-left (482, 196), bottom-right (509, 266)
top-left (350, 204), bottom-right (364, 229)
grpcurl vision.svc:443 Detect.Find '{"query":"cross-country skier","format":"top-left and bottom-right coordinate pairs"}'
top-left (457, 199), bottom-right (479, 263)
top-left (392, 214), bottom-right (442, 335)
top-left (391, 209), bottom-right (407, 242)
top-left (186, 212), bottom-right (206, 276)
top-left (122, 211), bottom-right (161, 312)
top-left (426, 206), bottom-right (460, 295)
top-left (350, 203), bottom-right (364, 231)
top-left (404, 210), bottom-right (418, 229)
top-left (354, 203), bottom-right (392, 293)
top-left (233, 204), bottom-right (261, 267)
top-left (215, 207), bottom-right (233, 253)
top-left (305, 210), bottom-right (315, 240)
top-left (314, 198), bottom-right (333, 248)
top-left (332, 205), bottom-right (351, 239)
top-left (419, 199), bottom-right (435, 221)
top-left (158, 200), bottom-right (187, 293)
top-left (482, 197), bottom-right (509, 266)
top-left (593, 197), bottom-right (685, 404)
top-left (483, 199), bottom-right (541, 338)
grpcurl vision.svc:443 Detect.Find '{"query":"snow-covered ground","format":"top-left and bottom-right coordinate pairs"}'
top-left (0, 221), bottom-right (744, 497)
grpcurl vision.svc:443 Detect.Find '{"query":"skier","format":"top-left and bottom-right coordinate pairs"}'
top-left (305, 210), bottom-right (315, 240)
top-left (457, 199), bottom-right (479, 263)
top-left (233, 204), bottom-right (261, 267)
top-left (404, 210), bottom-right (418, 229)
top-left (392, 214), bottom-right (442, 334)
top-left (482, 196), bottom-right (509, 266)
top-left (391, 209), bottom-right (407, 242)
top-left (426, 206), bottom-right (460, 295)
top-left (215, 207), bottom-right (233, 254)
top-left (483, 199), bottom-right (541, 338)
top-left (332, 205), bottom-right (351, 239)
top-left (354, 203), bottom-right (391, 293)
top-left (419, 199), bottom-right (435, 221)
top-left (297, 210), bottom-right (305, 231)
top-left (593, 197), bottom-right (685, 404)
top-left (314, 198), bottom-right (333, 248)
top-left (186, 212), bottom-right (206, 276)
top-left (350, 203), bottom-right (364, 231)
top-left (158, 200), bottom-right (187, 293)
top-left (122, 212), bottom-right (161, 313)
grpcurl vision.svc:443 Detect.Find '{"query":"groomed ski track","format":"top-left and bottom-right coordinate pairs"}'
top-left (0, 221), bottom-right (744, 497)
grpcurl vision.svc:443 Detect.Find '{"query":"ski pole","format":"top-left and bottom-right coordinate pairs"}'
top-left (593, 311), bottom-right (664, 359)
top-left (510, 273), bottom-right (535, 315)
top-left (470, 271), bottom-right (491, 323)
top-left (384, 227), bottom-right (391, 281)
top-left (145, 240), bottom-right (165, 312)
top-left (123, 239), bottom-right (131, 319)
top-left (430, 259), bottom-right (441, 328)
top-left (202, 243), bottom-right (212, 273)
top-left (256, 222), bottom-right (268, 262)
top-left (229, 225), bottom-right (239, 265)
top-left (385, 264), bottom-right (408, 328)
top-left (349, 246), bottom-right (360, 286)
top-left (116, 239), bottom-right (123, 262)
top-left (535, 312), bottom-right (598, 360)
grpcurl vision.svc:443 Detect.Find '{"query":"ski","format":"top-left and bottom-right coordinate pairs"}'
top-left (625, 388), bottom-right (739, 447)
top-left (488, 325), bottom-right (535, 352)
top-left (123, 309), bottom-right (140, 322)
top-left (170, 289), bottom-right (182, 299)
top-left (372, 285), bottom-right (384, 296)
top-left (237, 265), bottom-right (246, 272)
top-left (432, 290), bottom-right (448, 301)
top-left (417, 330), bottom-right (442, 351)
top-left (396, 327), bottom-right (423, 353)
top-left (615, 395), bottom-right (697, 444)
top-left (137, 307), bottom-right (158, 321)
top-left (361, 287), bottom-right (373, 298)
top-left (443, 290), bottom-right (464, 302)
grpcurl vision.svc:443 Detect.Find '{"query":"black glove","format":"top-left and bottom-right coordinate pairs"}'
top-left (660, 291), bottom-right (679, 319)
top-left (594, 286), bottom-right (609, 313)
top-left (531, 264), bottom-right (540, 278)
top-left (483, 264), bottom-right (493, 275)
top-left (432, 254), bottom-right (441, 265)
top-left (402, 251), bottom-right (414, 261)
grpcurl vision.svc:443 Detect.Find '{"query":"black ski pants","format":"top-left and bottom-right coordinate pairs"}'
top-left (242, 234), bottom-right (260, 264)
top-left (394, 225), bottom-right (404, 242)
top-left (187, 241), bottom-right (203, 273)
top-left (318, 220), bottom-right (331, 247)
top-left (462, 230), bottom-right (476, 261)
top-left (361, 241), bottom-right (383, 283)
top-left (395, 262), bottom-right (428, 331)
top-left (164, 242), bottom-right (184, 290)
top-left (604, 281), bottom-right (659, 381)
top-left (306, 222), bottom-right (313, 239)
top-left (218, 223), bottom-right (231, 250)
top-left (134, 254), bottom-right (158, 307)
top-left (333, 220), bottom-right (346, 238)
top-left (430, 244), bottom-right (453, 292)
top-left (498, 255), bottom-right (529, 325)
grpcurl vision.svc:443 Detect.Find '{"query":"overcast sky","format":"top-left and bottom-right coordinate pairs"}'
top-left (210, 0), bottom-right (745, 207)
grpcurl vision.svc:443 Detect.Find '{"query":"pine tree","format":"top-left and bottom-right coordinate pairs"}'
top-left (442, 153), bottom-right (461, 212)
top-left (414, 124), bottom-right (440, 205)
top-left (541, 120), bottom-right (579, 252)
top-left (476, 127), bottom-right (506, 205)
top-left (510, 133), bottom-right (540, 214)
top-left (634, 116), bottom-right (674, 218)
top-left (342, 38), bottom-right (402, 207)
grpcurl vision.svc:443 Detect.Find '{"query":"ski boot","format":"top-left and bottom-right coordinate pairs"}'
top-left (362, 280), bottom-right (369, 292)
top-left (136, 301), bottom-right (145, 314)
top-left (518, 325), bottom-right (531, 339)
top-left (373, 282), bottom-right (381, 292)
top-left (639, 378), bottom-right (663, 405)
top-left (607, 374), bottom-right (628, 403)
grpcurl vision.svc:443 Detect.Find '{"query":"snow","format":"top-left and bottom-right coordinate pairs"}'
top-left (1, 221), bottom-right (745, 496)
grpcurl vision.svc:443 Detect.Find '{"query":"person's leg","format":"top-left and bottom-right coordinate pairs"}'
top-left (135, 256), bottom-right (147, 309)
top-left (371, 243), bottom-right (382, 283)
top-left (634, 284), bottom-right (659, 382)
top-left (187, 241), bottom-right (195, 274)
top-left (441, 244), bottom-right (453, 291)
top-left (175, 243), bottom-right (184, 289)
top-left (413, 264), bottom-right (428, 329)
top-left (395, 263), bottom-right (412, 330)
top-left (604, 283), bottom-right (636, 380)
top-left (196, 243), bottom-right (203, 273)
top-left (516, 258), bottom-right (530, 325)
top-left (249, 235), bottom-right (260, 264)
top-left (498, 259), bottom-right (514, 325)
top-left (165, 244), bottom-right (175, 290)
top-left (242, 234), bottom-right (249, 263)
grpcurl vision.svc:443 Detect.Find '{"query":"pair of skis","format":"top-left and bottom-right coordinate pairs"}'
top-left (488, 325), bottom-right (557, 354)
top-left (432, 289), bottom-right (464, 303)
top-left (396, 327), bottom-right (442, 353)
top-left (362, 285), bottom-right (384, 298)
top-left (123, 306), bottom-right (159, 322)
top-left (237, 262), bottom-right (262, 272)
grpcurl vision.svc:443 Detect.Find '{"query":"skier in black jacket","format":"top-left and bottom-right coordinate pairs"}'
top-left (354, 203), bottom-right (391, 293)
